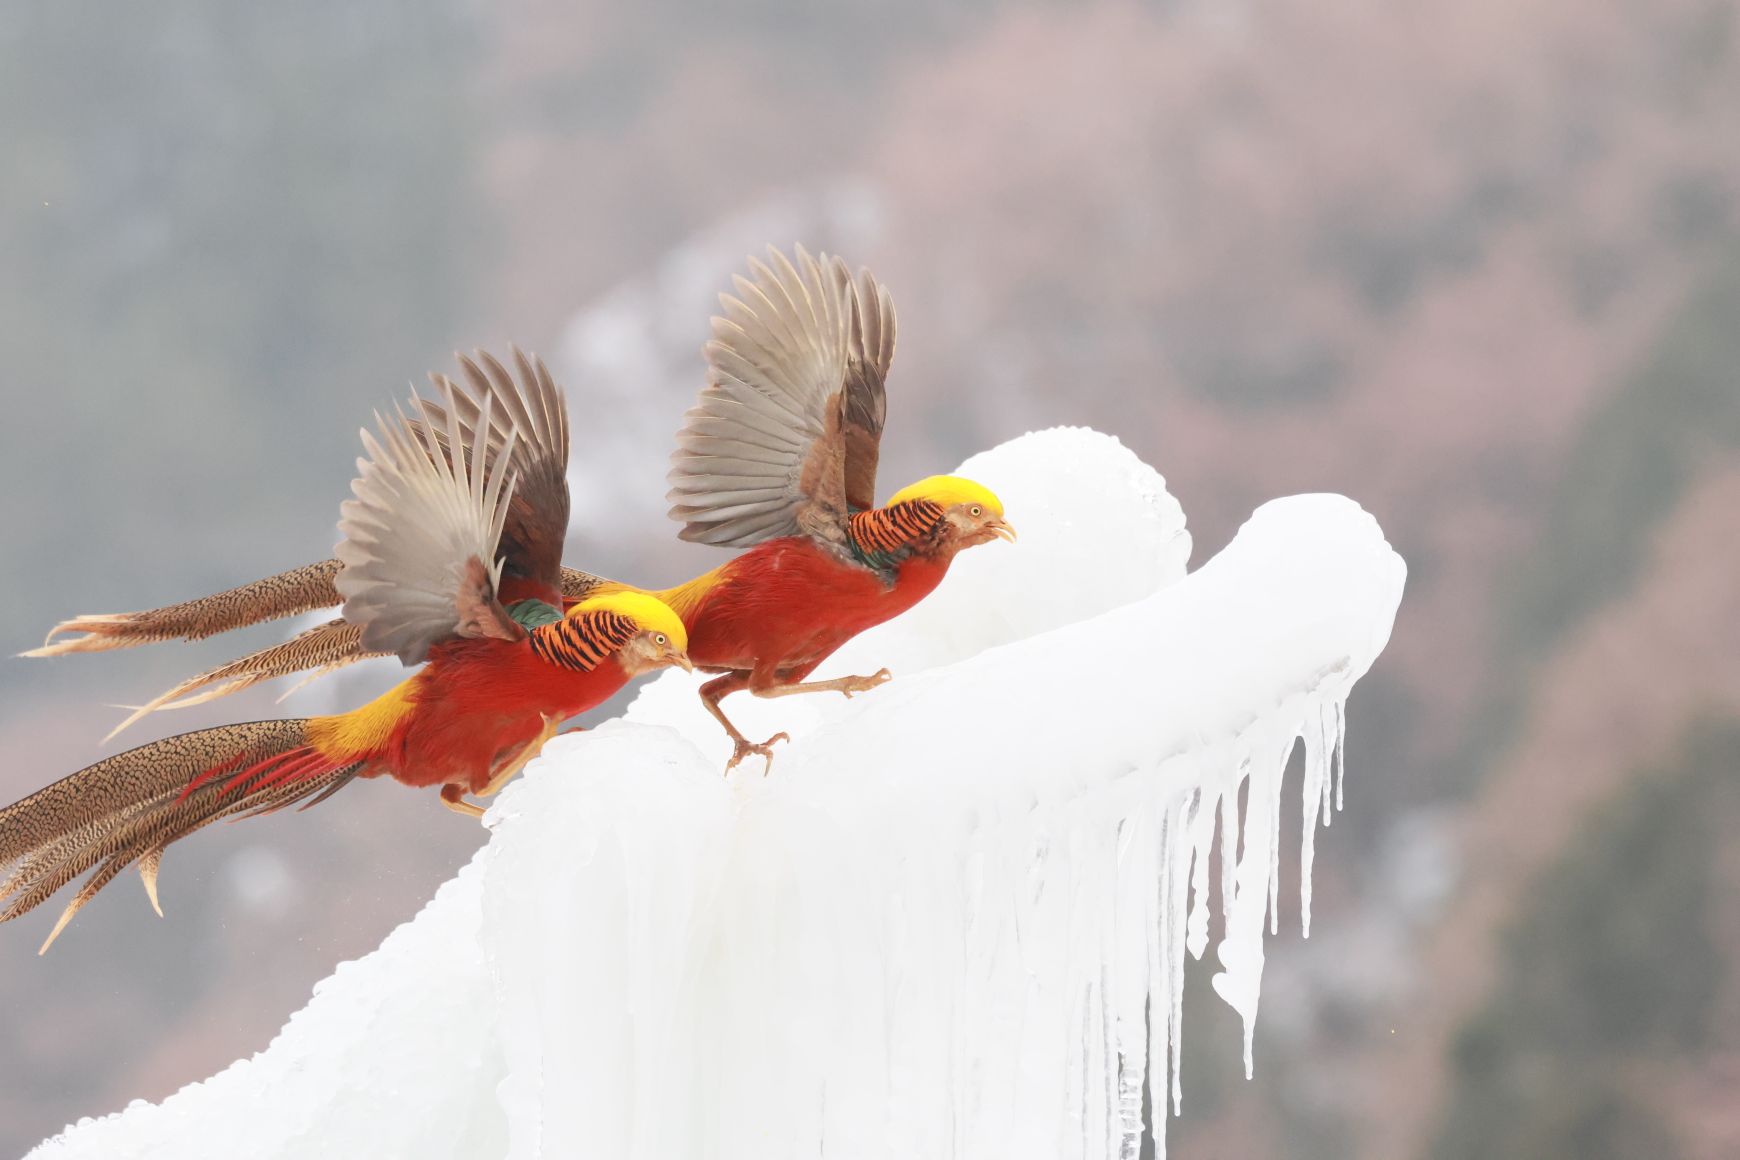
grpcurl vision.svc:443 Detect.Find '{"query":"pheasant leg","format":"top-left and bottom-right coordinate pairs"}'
top-left (701, 672), bottom-right (789, 774)
top-left (751, 668), bottom-right (892, 700)
top-left (439, 715), bottom-right (561, 819)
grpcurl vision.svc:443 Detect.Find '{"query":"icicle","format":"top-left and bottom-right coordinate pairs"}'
top-left (1333, 698), bottom-right (1347, 814)
top-left (1319, 702), bottom-right (1335, 828)
top-left (1299, 704), bottom-right (1329, 938)
top-left (1218, 769), bottom-right (1239, 944)
top-left (1143, 806), bottom-right (1167, 1150)
top-left (1186, 787), bottom-right (1214, 960)
top-left (1143, 801), bottom-right (1172, 1160)
top-left (1114, 810), bottom-right (1156, 1160)
top-left (30, 441), bottom-right (1405, 1160)
top-left (1167, 795), bottom-right (1193, 1120)
top-left (1268, 738), bottom-right (1285, 938)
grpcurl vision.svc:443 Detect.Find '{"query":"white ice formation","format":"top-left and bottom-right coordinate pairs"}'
top-left (30, 427), bottom-right (1404, 1160)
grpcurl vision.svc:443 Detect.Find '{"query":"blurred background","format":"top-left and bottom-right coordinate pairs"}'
top-left (3, 0), bottom-right (1739, 1156)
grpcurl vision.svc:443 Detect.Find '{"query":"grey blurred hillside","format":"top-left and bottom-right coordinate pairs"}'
top-left (4, 1), bottom-right (1740, 1157)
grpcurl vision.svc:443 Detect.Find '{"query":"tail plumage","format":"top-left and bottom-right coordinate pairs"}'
top-left (38, 565), bottom-right (616, 737)
top-left (0, 720), bottom-right (362, 952)
top-left (558, 565), bottom-right (609, 603)
top-left (103, 619), bottom-right (380, 741)
top-left (25, 561), bottom-right (345, 657)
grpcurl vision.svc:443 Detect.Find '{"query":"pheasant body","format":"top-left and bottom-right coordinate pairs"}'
top-left (643, 532), bottom-right (952, 678)
top-left (349, 628), bottom-right (639, 792)
top-left (2, 352), bottom-right (693, 949)
top-left (26, 248), bottom-right (1016, 780)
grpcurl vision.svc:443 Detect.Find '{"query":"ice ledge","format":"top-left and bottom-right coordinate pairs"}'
top-left (32, 429), bottom-right (1403, 1160)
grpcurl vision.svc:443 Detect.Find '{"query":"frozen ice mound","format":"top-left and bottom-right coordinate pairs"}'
top-left (30, 427), bottom-right (1403, 1160)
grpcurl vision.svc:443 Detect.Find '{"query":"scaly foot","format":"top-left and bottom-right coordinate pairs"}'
top-left (726, 731), bottom-right (790, 775)
top-left (838, 668), bottom-right (892, 698)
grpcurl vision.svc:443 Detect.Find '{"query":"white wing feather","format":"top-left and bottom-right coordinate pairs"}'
top-left (666, 245), bottom-right (852, 547)
top-left (334, 386), bottom-right (520, 664)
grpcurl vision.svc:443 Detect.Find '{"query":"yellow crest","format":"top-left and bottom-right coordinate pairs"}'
top-left (886, 474), bottom-right (1004, 516)
top-left (571, 591), bottom-right (689, 651)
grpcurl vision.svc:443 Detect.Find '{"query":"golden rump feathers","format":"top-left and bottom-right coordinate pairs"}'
top-left (885, 475), bottom-right (1005, 517)
top-left (571, 591), bottom-right (689, 652)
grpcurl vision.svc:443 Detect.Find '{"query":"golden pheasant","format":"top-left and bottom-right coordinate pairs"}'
top-left (2, 362), bottom-right (691, 950)
top-left (28, 247), bottom-right (1013, 768)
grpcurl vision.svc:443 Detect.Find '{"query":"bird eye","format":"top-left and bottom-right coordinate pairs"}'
top-left (654, 633), bottom-right (667, 645)
top-left (970, 505), bottom-right (983, 517)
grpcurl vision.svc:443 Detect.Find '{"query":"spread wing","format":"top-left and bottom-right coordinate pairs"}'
top-left (334, 382), bottom-right (523, 665)
top-left (836, 257), bottom-right (894, 513)
top-left (412, 347), bottom-right (570, 599)
top-left (666, 245), bottom-right (865, 550)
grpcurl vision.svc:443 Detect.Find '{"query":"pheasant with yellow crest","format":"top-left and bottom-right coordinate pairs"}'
top-left (1, 358), bottom-right (692, 950)
top-left (29, 246), bottom-right (1015, 769)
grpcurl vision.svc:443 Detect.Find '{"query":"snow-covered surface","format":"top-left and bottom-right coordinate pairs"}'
top-left (30, 428), bottom-right (1404, 1160)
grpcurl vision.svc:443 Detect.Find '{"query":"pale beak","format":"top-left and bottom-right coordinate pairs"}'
top-left (669, 649), bottom-right (695, 673)
top-left (988, 518), bottom-right (1018, 544)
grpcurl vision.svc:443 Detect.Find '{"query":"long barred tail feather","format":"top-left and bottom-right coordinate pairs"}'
top-left (26, 561), bottom-right (345, 657)
top-left (29, 563), bottom-right (611, 727)
top-left (90, 568), bottom-right (619, 737)
top-left (103, 619), bottom-right (381, 741)
top-left (0, 721), bottom-right (362, 952)
top-left (24, 558), bottom-right (616, 755)
top-left (559, 566), bottom-right (610, 604)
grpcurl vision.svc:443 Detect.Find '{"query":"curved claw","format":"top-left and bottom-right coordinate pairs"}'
top-left (726, 732), bottom-right (790, 776)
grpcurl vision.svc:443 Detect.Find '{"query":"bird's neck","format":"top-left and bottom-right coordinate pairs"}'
top-left (527, 609), bottom-right (635, 673)
top-left (847, 498), bottom-right (947, 571)
top-left (648, 566), bottom-right (730, 626)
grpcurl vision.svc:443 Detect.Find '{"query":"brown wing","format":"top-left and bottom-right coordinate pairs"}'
top-left (666, 245), bottom-right (857, 550)
top-left (334, 380), bottom-right (523, 664)
top-left (834, 257), bottom-right (895, 513)
top-left (414, 347), bottom-right (570, 597)
top-left (29, 348), bottom-right (570, 661)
